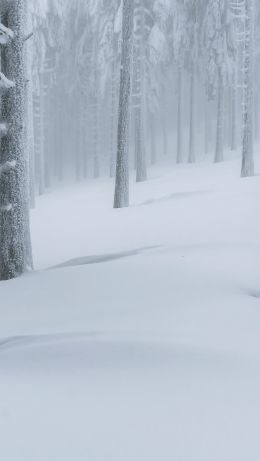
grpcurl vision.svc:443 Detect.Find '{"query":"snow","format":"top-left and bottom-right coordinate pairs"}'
top-left (0, 71), bottom-right (15, 90)
top-left (0, 156), bottom-right (260, 461)
top-left (0, 23), bottom-right (14, 45)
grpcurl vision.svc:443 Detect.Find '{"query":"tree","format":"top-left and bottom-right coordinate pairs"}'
top-left (172, 0), bottom-right (187, 164)
top-left (133, 0), bottom-right (147, 182)
top-left (203, 0), bottom-right (236, 163)
top-left (0, 0), bottom-right (33, 280)
top-left (114, 0), bottom-right (134, 208)
top-left (241, 0), bottom-right (255, 177)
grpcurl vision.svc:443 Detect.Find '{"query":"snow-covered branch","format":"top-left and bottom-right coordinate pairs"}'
top-left (0, 122), bottom-right (8, 137)
top-left (24, 32), bottom-right (33, 42)
top-left (0, 160), bottom-right (16, 176)
top-left (0, 22), bottom-right (14, 45)
top-left (0, 72), bottom-right (15, 90)
top-left (0, 204), bottom-right (13, 212)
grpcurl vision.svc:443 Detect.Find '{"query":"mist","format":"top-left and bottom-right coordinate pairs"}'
top-left (0, 1), bottom-right (259, 460)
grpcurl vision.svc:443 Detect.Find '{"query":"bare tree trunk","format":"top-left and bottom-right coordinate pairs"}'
top-left (114, 0), bottom-right (134, 208)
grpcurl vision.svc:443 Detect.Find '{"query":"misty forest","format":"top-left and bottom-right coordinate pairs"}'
top-left (0, 0), bottom-right (259, 460)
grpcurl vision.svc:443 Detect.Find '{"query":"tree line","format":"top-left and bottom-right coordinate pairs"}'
top-left (0, 0), bottom-right (259, 280)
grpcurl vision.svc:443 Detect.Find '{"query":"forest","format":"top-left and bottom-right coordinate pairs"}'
top-left (0, 0), bottom-right (259, 460)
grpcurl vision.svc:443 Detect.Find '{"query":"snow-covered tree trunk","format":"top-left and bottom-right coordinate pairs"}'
top-left (188, 63), bottom-right (195, 163)
top-left (93, 99), bottom-right (100, 178)
top-left (150, 112), bottom-right (156, 164)
top-left (231, 70), bottom-right (237, 151)
top-left (204, 95), bottom-right (211, 155)
top-left (161, 87), bottom-right (168, 157)
top-left (109, 34), bottom-right (119, 178)
top-left (215, 70), bottom-right (224, 163)
top-left (0, 0), bottom-right (33, 280)
top-left (241, 0), bottom-right (255, 177)
top-left (38, 71), bottom-right (46, 194)
top-left (133, 0), bottom-right (147, 182)
top-left (176, 66), bottom-right (183, 164)
top-left (255, 88), bottom-right (259, 141)
top-left (25, 10), bottom-right (35, 208)
top-left (114, 0), bottom-right (134, 208)
top-left (28, 85), bottom-right (35, 208)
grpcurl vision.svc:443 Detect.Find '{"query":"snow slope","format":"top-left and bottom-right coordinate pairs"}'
top-left (0, 157), bottom-right (260, 461)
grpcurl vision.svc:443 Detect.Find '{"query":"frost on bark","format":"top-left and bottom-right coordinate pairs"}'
top-left (188, 63), bottom-right (195, 163)
top-left (109, 33), bottom-right (119, 178)
top-left (150, 112), bottom-right (156, 165)
top-left (114, 0), bottom-right (134, 209)
top-left (241, 0), bottom-right (254, 177)
top-left (176, 66), bottom-right (183, 164)
top-left (133, 0), bottom-right (147, 183)
top-left (230, 69), bottom-right (237, 151)
top-left (0, 0), bottom-right (33, 280)
top-left (215, 70), bottom-right (224, 163)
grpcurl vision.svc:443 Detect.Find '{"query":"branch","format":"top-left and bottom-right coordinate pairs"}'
top-left (0, 72), bottom-right (15, 90)
top-left (0, 204), bottom-right (13, 212)
top-left (24, 32), bottom-right (33, 42)
top-left (0, 160), bottom-right (16, 176)
top-left (0, 122), bottom-right (8, 137)
top-left (0, 23), bottom-right (14, 45)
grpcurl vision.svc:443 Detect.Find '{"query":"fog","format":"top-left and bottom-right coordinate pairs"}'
top-left (0, 2), bottom-right (259, 461)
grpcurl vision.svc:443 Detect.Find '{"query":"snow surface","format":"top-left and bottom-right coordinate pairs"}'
top-left (0, 156), bottom-right (260, 461)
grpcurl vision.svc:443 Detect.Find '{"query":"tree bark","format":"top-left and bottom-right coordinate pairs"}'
top-left (133, 0), bottom-right (147, 182)
top-left (231, 70), bottom-right (237, 151)
top-left (176, 66), bottom-right (183, 164)
top-left (215, 69), bottom-right (224, 163)
top-left (188, 63), bottom-right (195, 163)
top-left (241, 0), bottom-right (254, 177)
top-left (114, 0), bottom-right (134, 208)
top-left (0, 0), bottom-right (33, 280)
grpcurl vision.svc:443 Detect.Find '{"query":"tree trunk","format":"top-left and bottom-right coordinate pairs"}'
top-left (255, 88), bottom-right (259, 141)
top-left (176, 66), bottom-right (183, 163)
top-left (114, 0), bottom-right (134, 208)
top-left (109, 35), bottom-right (118, 178)
top-left (0, 0), bottom-right (33, 280)
top-left (215, 69), bottom-right (224, 163)
top-left (162, 87), bottom-right (168, 156)
top-left (150, 113), bottom-right (156, 164)
top-left (241, 0), bottom-right (254, 177)
top-left (231, 70), bottom-right (237, 151)
top-left (38, 71), bottom-right (46, 193)
top-left (188, 64), bottom-right (195, 163)
top-left (205, 94), bottom-right (210, 155)
top-left (133, 0), bottom-right (147, 182)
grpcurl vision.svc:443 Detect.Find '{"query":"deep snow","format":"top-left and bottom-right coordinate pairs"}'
top-left (0, 156), bottom-right (260, 461)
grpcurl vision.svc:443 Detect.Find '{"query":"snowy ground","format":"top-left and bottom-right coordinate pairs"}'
top-left (0, 156), bottom-right (260, 461)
